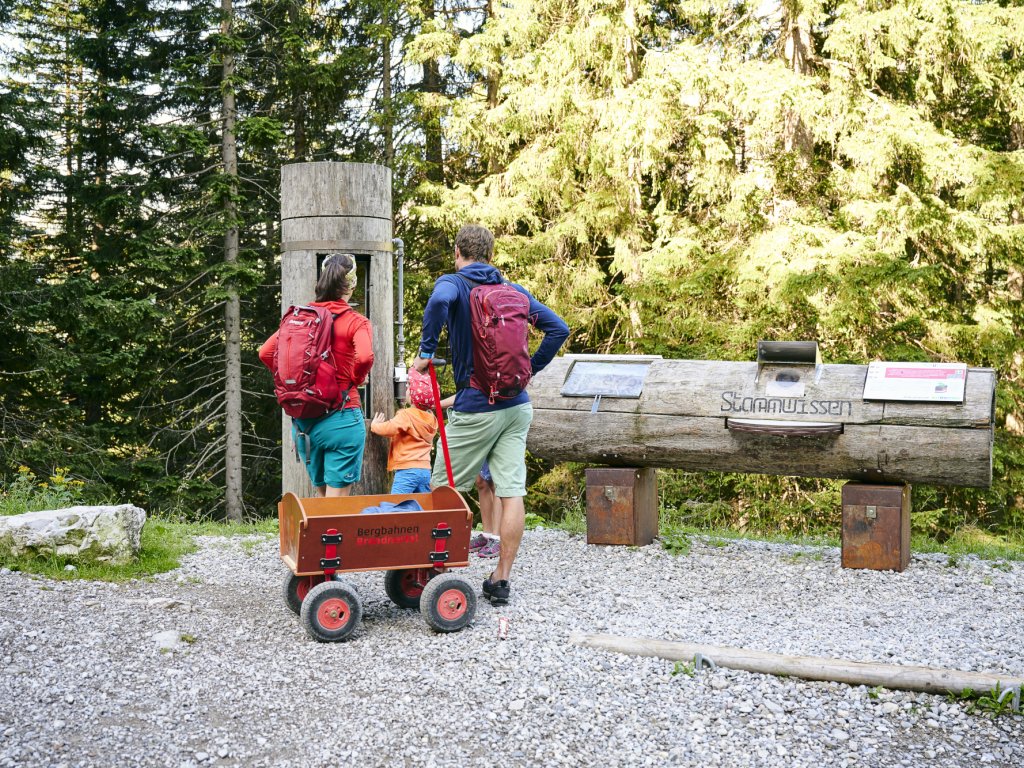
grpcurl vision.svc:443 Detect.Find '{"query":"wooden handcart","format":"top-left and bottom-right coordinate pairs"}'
top-left (279, 487), bottom-right (474, 641)
top-left (279, 361), bottom-right (476, 642)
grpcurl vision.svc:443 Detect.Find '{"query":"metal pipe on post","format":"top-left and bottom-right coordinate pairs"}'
top-left (279, 162), bottom-right (394, 497)
top-left (393, 237), bottom-right (407, 406)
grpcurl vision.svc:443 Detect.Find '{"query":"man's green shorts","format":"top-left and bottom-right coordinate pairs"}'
top-left (431, 403), bottom-right (532, 498)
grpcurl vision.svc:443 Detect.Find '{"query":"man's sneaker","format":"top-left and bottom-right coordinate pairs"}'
top-left (476, 537), bottom-right (501, 559)
top-left (469, 533), bottom-right (488, 553)
top-left (482, 576), bottom-right (511, 605)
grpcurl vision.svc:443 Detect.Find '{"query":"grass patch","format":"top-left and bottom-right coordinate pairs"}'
top-left (557, 497), bottom-right (587, 536)
top-left (660, 530), bottom-right (692, 556)
top-left (679, 525), bottom-right (838, 549)
top-left (911, 526), bottom-right (1024, 562)
top-left (785, 550), bottom-right (824, 563)
top-left (0, 466), bottom-right (110, 516)
top-left (671, 660), bottom-right (695, 678)
top-left (1, 517), bottom-right (279, 582)
top-left (547, 499), bottom-right (1022, 566)
top-left (947, 685), bottom-right (1023, 717)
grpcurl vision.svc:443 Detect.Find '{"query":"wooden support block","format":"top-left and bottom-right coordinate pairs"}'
top-left (585, 468), bottom-right (658, 546)
top-left (841, 482), bottom-right (911, 572)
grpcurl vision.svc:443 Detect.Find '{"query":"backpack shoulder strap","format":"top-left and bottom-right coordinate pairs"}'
top-left (325, 311), bottom-right (357, 411)
top-left (458, 273), bottom-right (518, 289)
top-left (456, 272), bottom-right (482, 288)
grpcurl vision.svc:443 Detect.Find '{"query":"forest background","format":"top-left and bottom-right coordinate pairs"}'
top-left (1, 0), bottom-right (1022, 544)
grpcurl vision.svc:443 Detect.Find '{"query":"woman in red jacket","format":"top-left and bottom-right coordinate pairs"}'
top-left (259, 254), bottom-right (374, 497)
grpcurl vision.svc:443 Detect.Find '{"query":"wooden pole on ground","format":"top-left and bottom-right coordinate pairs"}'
top-left (280, 161), bottom-right (393, 498)
top-left (569, 632), bottom-right (1024, 697)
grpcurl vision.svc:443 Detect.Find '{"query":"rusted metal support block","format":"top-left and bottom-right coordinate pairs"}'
top-left (841, 482), bottom-right (911, 572)
top-left (585, 468), bottom-right (658, 546)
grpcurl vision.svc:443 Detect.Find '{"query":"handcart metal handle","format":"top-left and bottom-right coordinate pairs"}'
top-left (427, 360), bottom-right (456, 487)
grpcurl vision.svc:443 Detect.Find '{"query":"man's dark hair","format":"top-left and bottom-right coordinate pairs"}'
top-left (315, 253), bottom-right (356, 302)
top-left (455, 224), bottom-right (494, 263)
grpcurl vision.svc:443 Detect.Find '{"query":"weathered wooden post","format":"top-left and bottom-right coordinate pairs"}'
top-left (280, 162), bottom-right (393, 497)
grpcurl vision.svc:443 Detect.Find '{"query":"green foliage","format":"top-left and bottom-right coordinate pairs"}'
top-left (0, 465), bottom-right (276, 579)
top-left (659, 529), bottom-right (692, 557)
top-left (948, 684), bottom-right (1023, 718)
top-left (671, 660), bottom-right (695, 678)
top-left (0, 466), bottom-right (104, 516)
top-left (415, 0), bottom-right (1024, 540)
top-left (0, 0), bottom-right (391, 520)
top-left (2, 1), bottom-right (1023, 539)
top-left (912, 527), bottom-right (1024, 561)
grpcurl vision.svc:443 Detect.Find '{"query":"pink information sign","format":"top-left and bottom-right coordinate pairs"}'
top-left (862, 362), bottom-right (967, 403)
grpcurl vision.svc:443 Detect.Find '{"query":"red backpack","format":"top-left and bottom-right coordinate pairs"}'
top-left (272, 305), bottom-right (342, 419)
top-left (461, 277), bottom-right (533, 403)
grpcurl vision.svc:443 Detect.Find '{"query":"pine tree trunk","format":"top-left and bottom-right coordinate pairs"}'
top-left (221, 0), bottom-right (244, 523)
top-left (382, 22), bottom-right (393, 167)
top-left (422, 1), bottom-right (443, 183)
top-left (485, 0), bottom-right (499, 173)
top-left (623, 0), bottom-right (639, 85)
top-left (289, 0), bottom-right (307, 159)
top-left (781, 2), bottom-right (813, 160)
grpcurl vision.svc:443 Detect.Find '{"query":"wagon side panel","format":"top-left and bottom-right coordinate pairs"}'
top-left (295, 507), bottom-right (472, 574)
top-left (279, 492), bottom-right (306, 572)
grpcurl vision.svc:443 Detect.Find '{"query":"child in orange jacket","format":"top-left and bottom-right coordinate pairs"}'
top-left (370, 368), bottom-right (438, 494)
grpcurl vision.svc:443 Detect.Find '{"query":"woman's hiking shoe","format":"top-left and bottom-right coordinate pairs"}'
top-left (482, 577), bottom-right (510, 605)
top-left (476, 538), bottom-right (501, 559)
top-left (469, 533), bottom-right (489, 553)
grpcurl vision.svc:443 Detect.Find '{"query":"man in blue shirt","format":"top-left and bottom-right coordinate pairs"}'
top-left (413, 224), bottom-right (569, 605)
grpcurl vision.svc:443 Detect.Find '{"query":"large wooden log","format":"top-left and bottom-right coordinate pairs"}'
top-left (528, 356), bottom-right (995, 487)
top-left (279, 162), bottom-right (393, 497)
top-left (570, 632), bottom-right (1024, 697)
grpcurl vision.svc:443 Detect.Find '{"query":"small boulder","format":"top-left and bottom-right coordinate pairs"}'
top-left (0, 505), bottom-right (146, 564)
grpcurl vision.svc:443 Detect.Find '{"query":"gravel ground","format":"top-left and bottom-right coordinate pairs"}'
top-left (1, 529), bottom-right (1022, 768)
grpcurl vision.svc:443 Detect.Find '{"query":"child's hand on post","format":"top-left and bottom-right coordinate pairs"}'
top-left (371, 412), bottom-right (387, 428)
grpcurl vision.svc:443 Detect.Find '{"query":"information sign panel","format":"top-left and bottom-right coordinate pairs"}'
top-left (561, 361), bottom-right (652, 398)
top-left (862, 362), bottom-right (967, 403)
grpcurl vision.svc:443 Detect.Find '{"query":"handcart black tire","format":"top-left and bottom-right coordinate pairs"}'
top-left (300, 581), bottom-right (362, 642)
top-left (384, 569), bottom-right (427, 610)
top-left (420, 573), bottom-right (476, 633)
top-left (283, 572), bottom-right (324, 616)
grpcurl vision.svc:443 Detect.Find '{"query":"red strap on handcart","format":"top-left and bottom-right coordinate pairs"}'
top-left (427, 360), bottom-right (455, 487)
top-left (321, 527), bottom-right (339, 577)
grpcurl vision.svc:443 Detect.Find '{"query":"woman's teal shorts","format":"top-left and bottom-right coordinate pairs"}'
top-left (293, 407), bottom-right (366, 489)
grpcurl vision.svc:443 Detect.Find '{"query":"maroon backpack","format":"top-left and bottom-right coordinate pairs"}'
top-left (461, 277), bottom-right (533, 403)
top-left (272, 305), bottom-right (342, 419)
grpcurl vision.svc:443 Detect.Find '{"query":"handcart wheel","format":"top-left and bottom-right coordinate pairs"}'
top-left (384, 569), bottom-right (428, 610)
top-left (300, 581), bottom-right (362, 642)
top-left (282, 572), bottom-right (325, 616)
top-left (420, 573), bottom-right (476, 633)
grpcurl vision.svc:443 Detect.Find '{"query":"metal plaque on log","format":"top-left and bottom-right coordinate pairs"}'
top-left (862, 362), bottom-right (967, 404)
top-left (562, 359), bottom-right (657, 398)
